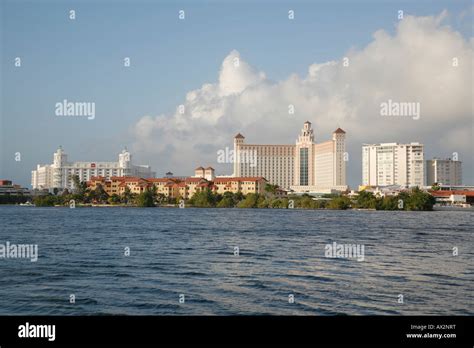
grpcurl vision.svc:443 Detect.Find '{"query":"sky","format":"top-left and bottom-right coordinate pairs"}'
top-left (1, 0), bottom-right (473, 188)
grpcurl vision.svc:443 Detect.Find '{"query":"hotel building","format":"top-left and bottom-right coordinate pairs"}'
top-left (233, 121), bottom-right (347, 192)
top-left (31, 146), bottom-right (155, 190)
top-left (426, 158), bottom-right (462, 186)
top-left (87, 168), bottom-right (266, 200)
top-left (362, 142), bottom-right (424, 187)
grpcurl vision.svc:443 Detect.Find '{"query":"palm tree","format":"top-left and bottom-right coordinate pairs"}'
top-left (94, 183), bottom-right (109, 204)
top-left (122, 186), bottom-right (132, 204)
top-left (150, 185), bottom-right (158, 203)
top-left (70, 174), bottom-right (88, 201)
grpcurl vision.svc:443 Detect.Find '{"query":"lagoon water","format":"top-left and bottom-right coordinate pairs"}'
top-left (0, 206), bottom-right (472, 315)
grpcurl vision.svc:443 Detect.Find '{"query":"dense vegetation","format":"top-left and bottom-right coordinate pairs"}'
top-left (184, 187), bottom-right (435, 211)
top-left (354, 188), bottom-right (436, 211)
top-left (0, 194), bottom-right (30, 204)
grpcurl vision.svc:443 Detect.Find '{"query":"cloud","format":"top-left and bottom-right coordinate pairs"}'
top-left (130, 12), bottom-right (473, 184)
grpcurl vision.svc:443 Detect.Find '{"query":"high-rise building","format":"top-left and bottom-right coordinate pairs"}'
top-left (362, 142), bottom-right (424, 187)
top-left (426, 158), bottom-right (462, 186)
top-left (31, 146), bottom-right (155, 190)
top-left (233, 121), bottom-right (347, 192)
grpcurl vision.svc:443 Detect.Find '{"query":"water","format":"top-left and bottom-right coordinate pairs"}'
top-left (0, 206), bottom-right (472, 315)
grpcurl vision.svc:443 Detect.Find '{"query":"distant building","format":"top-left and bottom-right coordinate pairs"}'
top-left (31, 147), bottom-right (155, 190)
top-left (429, 190), bottom-right (474, 205)
top-left (358, 185), bottom-right (408, 198)
top-left (233, 121), bottom-right (347, 193)
top-left (0, 180), bottom-right (30, 196)
top-left (426, 158), bottom-right (462, 186)
top-left (194, 166), bottom-right (216, 181)
top-left (435, 184), bottom-right (473, 191)
top-left (362, 142), bottom-right (424, 187)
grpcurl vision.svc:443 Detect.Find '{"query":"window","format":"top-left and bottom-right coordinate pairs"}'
top-left (299, 148), bottom-right (309, 185)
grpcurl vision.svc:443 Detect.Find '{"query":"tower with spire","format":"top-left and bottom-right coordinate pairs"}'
top-left (230, 122), bottom-right (347, 192)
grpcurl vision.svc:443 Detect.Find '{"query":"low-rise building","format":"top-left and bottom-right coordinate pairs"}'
top-left (0, 180), bottom-right (30, 196)
top-left (86, 174), bottom-right (266, 200)
top-left (429, 190), bottom-right (474, 205)
top-left (358, 185), bottom-right (408, 198)
top-left (88, 176), bottom-right (152, 196)
top-left (213, 177), bottom-right (266, 195)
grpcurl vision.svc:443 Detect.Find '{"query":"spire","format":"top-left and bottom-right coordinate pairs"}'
top-left (297, 121), bottom-right (314, 144)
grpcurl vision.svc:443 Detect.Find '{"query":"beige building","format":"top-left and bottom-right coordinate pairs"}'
top-left (88, 176), bottom-right (152, 196)
top-left (194, 166), bottom-right (266, 196)
top-left (194, 166), bottom-right (216, 181)
top-left (87, 172), bottom-right (266, 200)
top-left (213, 177), bottom-right (267, 195)
top-left (233, 121), bottom-right (347, 192)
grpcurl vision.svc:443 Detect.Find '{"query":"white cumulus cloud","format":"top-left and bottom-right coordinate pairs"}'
top-left (130, 12), bottom-right (473, 185)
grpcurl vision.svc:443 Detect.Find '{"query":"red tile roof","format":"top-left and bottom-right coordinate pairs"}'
top-left (106, 176), bottom-right (144, 182)
top-left (185, 177), bottom-right (206, 183)
top-left (234, 133), bottom-right (245, 139)
top-left (90, 176), bottom-right (106, 181)
top-left (147, 178), bottom-right (171, 183)
top-left (213, 177), bottom-right (266, 183)
top-left (334, 128), bottom-right (346, 134)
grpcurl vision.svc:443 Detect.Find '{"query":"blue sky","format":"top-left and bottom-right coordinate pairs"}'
top-left (1, 0), bottom-right (472, 187)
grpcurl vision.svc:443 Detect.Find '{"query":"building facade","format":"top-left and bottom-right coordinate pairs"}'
top-left (426, 158), bottom-right (462, 186)
top-left (31, 146), bottom-right (155, 190)
top-left (362, 142), bottom-right (424, 187)
top-left (194, 166), bottom-right (216, 181)
top-left (0, 180), bottom-right (30, 196)
top-left (87, 173), bottom-right (266, 200)
top-left (233, 121), bottom-right (347, 192)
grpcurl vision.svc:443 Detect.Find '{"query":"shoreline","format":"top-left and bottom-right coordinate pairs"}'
top-left (3, 204), bottom-right (473, 212)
